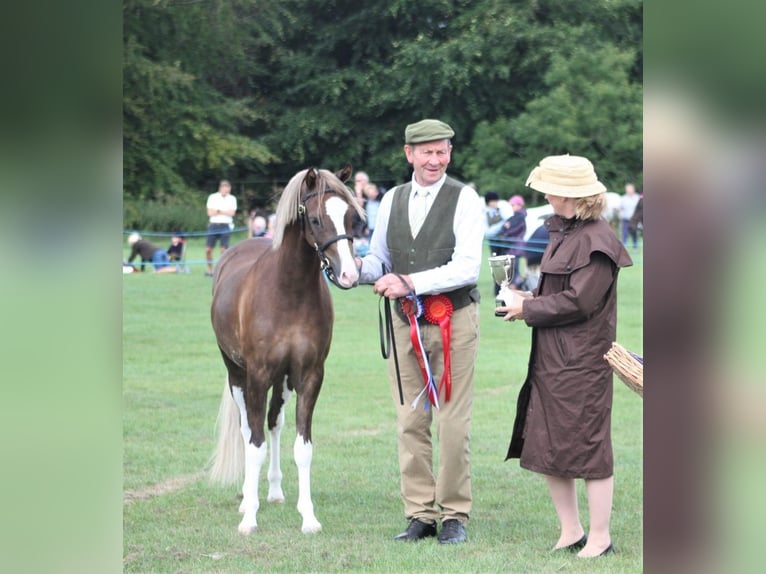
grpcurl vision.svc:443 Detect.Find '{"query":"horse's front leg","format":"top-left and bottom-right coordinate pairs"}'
top-left (294, 377), bottom-right (323, 534)
top-left (232, 385), bottom-right (267, 535)
top-left (266, 378), bottom-right (292, 503)
top-left (293, 435), bottom-right (321, 533)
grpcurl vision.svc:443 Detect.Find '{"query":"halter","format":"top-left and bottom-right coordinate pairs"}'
top-left (298, 189), bottom-right (355, 289)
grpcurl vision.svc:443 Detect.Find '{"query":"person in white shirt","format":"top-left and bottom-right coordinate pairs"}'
top-left (205, 179), bottom-right (237, 276)
top-left (358, 118), bottom-right (484, 546)
top-left (483, 190), bottom-right (514, 240)
top-left (619, 183), bottom-right (641, 248)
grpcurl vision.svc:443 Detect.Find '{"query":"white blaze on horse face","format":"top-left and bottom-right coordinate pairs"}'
top-left (325, 195), bottom-right (359, 288)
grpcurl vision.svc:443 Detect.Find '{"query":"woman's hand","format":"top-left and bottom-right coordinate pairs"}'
top-left (496, 289), bottom-right (531, 322)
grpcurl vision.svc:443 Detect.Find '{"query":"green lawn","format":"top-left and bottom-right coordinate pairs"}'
top-left (123, 238), bottom-right (643, 573)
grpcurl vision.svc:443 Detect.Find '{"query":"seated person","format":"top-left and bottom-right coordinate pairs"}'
top-left (126, 233), bottom-right (177, 274)
top-left (250, 215), bottom-right (267, 238)
top-left (167, 233), bottom-right (185, 261)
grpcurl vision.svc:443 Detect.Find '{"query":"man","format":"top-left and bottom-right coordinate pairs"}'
top-left (358, 119), bottom-right (484, 544)
top-left (354, 170), bottom-right (370, 196)
top-left (619, 183), bottom-right (640, 249)
top-left (497, 194), bottom-right (527, 288)
top-left (484, 190), bottom-right (513, 240)
top-left (205, 179), bottom-right (237, 276)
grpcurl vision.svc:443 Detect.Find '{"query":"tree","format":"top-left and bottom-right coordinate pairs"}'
top-left (463, 40), bottom-right (642, 203)
top-left (123, 0), bottom-right (643, 222)
top-left (123, 0), bottom-right (276, 200)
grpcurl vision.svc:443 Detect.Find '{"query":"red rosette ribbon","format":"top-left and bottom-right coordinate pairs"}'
top-left (423, 294), bottom-right (454, 402)
top-left (400, 296), bottom-right (438, 409)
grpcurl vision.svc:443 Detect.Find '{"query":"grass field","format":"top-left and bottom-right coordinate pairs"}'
top-left (123, 236), bottom-right (643, 573)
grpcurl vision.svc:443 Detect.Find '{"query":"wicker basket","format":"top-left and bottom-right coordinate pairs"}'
top-left (604, 342), bottom-right (643, 397)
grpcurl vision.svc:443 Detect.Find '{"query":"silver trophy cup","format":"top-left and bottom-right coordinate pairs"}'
top-left (488, 254), bottom-right (516, 317)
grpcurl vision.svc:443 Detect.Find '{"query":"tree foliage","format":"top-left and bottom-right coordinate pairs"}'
top-left (123, 0), bottom-right (642, 221)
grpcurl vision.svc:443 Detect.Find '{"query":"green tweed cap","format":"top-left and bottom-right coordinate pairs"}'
top-left (404, 119), bottom-right (455, 144)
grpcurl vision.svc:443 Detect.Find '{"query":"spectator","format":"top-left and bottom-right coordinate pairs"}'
top-left (250, 215), bottom-right (267, 238)
top-left (363, 182), bottom-right (382, 236)
top-left (126, 233), bottom-right (178, 274)
top-left (351, 178), bottom-right (369, 256)
top-left (354, 170), bottom-right (370, 196)
top-left (496, 194), bottom-right (527, 286)
top-left (628, 195), bottom-right (643, 248)
top-left (498, 154), bottom-right (632, 558)
top-left (358, 118), bottom-right (484, 545)
top-left (167, 233), bottom-right (185, 262)
top-left (205, 179), bottom-right (237, 276)
top-left (484, 190), bottom-right (514, 245)
top-left (619, 183), bottom-right (641, 249)
top-left (516, 222), bottom-right (551, 291)
top-left (264, 213), bottom-right (277, 239)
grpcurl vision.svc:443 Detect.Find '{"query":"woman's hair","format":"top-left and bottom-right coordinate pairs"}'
top-left (574, 192), bottom-right (607, 221)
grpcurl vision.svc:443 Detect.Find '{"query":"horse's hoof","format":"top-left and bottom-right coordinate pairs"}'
top-left (301, 522), bottom-right (322, 534)
top-left (238, 522), bottom-right (258, 535)
top-left (267, 495), bottom-right (285, 504)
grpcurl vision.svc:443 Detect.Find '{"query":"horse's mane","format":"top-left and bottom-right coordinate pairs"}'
top-left (272, 168), bottom-right (365, 249)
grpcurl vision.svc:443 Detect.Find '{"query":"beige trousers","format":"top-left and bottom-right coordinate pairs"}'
top-left (387, 302), bottom-right (480, 524)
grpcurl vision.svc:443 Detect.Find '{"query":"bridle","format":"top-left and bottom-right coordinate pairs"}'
top-left (298, 188), bottom-right (355, 289)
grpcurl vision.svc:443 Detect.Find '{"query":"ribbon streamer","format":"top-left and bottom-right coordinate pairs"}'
top-left (423, 294), bottom-right (454, 403)
top-left (400, 295), bottom-right (439, 410)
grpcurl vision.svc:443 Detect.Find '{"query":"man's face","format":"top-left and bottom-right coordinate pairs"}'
top-left (354, 174), bottom-right (368, 193)
top-left (219, 182), bottom-right (231, 195)
top-left (404, 140), bottom-right (452, 187)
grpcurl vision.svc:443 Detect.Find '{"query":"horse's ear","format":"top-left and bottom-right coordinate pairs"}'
top-left (336, 164), bottom-right (353, 183)
top-left (304, 167), bottom-right (318, 190)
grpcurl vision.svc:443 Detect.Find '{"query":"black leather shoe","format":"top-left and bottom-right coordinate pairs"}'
top-left (554, 534), bottom-right (587, 553)
top-left (438, 519), bottom-right (467, 544)
top-left (393, 518), bottom-right (437, 542)
top-left (599, 543), bottom-right (615, 556)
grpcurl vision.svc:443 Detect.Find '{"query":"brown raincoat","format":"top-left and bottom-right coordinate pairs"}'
top-left (506, 215), bottom-right (632, 479)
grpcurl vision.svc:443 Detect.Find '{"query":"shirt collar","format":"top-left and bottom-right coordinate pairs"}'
top-left (411, 173), bottom-right (447, 197)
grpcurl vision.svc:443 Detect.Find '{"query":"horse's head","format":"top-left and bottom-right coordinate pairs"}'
top-left (274, 165), bottom-right (364, 289)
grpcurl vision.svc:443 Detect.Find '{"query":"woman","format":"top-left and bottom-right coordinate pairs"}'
top-left (497, 155), bottom-right (632, 557)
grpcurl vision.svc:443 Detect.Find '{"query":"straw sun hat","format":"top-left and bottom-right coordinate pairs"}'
top-left (525, 154), bottom-right (606, 198)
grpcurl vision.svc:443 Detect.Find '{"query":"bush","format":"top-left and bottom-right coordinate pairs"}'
top-left (123, 194), bottom-right (206, 234)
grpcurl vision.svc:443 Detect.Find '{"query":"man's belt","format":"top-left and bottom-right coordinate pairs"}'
top-left (393, 285), bottom-right (479, 324)
top-left (393, 285), bottom-right (479, 410)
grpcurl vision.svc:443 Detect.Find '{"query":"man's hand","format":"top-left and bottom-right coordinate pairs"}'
top-left (373, 273), bottom-right (414, 299)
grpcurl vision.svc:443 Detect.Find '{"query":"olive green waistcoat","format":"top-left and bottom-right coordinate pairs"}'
top-left (387, 177), bottom-right (479, 311)
top-left (388, 177), bottom-right (463, 273)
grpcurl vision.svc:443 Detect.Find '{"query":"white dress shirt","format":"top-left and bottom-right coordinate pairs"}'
top-left (360, 174), bottom-right (485, 295)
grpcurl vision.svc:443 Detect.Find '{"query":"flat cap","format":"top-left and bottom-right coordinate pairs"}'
top-left (404, 119), bottom-right (455, 144)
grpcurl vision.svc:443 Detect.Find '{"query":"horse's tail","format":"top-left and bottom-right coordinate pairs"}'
top-left (208, 380), bottom-right (244, 485)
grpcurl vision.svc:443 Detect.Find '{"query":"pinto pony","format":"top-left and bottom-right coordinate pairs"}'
top-left (209, 166), bottom-right (364, 534)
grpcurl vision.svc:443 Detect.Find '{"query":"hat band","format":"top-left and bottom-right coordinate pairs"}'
top-left (527, 166), bottom-right (598, 187)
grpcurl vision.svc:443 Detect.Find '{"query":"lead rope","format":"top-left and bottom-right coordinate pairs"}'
top-left (378, 264), bottom-right (404, 405)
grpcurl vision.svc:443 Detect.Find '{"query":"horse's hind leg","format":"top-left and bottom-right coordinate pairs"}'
top-left (294, 374), bottom-right (323, 533)
top-left (266, 377), bottom-right (292, 503)
top-left (231, 385), bottom-right (267, 535)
